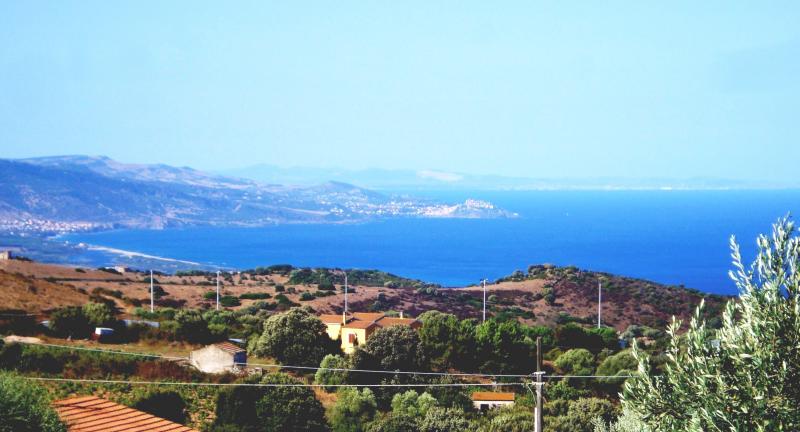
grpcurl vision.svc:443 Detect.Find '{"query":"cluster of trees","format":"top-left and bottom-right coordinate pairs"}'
top-left (417, 310), bottom-right (621, 375)
top-left (285, 267), bottom-right (435, 291)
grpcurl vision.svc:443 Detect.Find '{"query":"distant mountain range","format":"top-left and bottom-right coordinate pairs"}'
top-left (222, 164), bottom-right (795, 191)
top-left (0, 156), bottom-right (514, 233)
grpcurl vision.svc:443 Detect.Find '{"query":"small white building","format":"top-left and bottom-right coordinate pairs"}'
top-left (471, 392), bottom-right (515, 411)
top-left (0, 250), bottom-right (12, 260)
top-left (189, 342), bottom-right (247, 374)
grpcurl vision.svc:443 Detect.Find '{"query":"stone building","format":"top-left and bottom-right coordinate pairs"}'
top-left (189, 342), bottom-right (247, 373)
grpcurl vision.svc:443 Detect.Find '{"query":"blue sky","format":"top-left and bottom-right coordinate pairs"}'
top-left (1, 2), bottom-right (799, 182)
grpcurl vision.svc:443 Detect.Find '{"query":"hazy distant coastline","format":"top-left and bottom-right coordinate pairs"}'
top-left (221, 164), bottom-right (800, 192)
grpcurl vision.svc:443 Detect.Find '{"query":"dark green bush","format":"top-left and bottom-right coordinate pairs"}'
top-left (132, 390), bottom-right (187, 424)
top-left (49, 307), bottom-right (92, 339)
top-left (220, 296), bottom-right (241, 307)
top-left (239, 292), bottom-right (271, 300)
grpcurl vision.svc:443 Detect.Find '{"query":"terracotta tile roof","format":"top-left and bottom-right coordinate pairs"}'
top-left (319, 314), bottom-right (349, 324)
top-left (54, 396), bottom-right (198, 432)
top-left (471, 392), bottom-right (516, 402)
top-left (374, 317), bottom-right (419, 328)
top-left (352, 312), bottom-right (385, 321)
top-left (213, 342), bottom-right (246, 355)
top-left (343, 320), bottom-right (379, 330)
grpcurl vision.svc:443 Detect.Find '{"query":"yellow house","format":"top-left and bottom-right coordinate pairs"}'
top-left (320, 312), bottom-right (420, 354)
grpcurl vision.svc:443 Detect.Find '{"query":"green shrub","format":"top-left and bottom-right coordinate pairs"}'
top-left (318, 280), bottom-right (336, 291)
top-left (219, 296), bottom-right (241, 307)
top-left (554, 348), bottom-right (595, 377)
top-left (239, 292), bottom-right (271, 300)
top-left (314, 354), bottom-right (348, 391)
top-left (366, 413), bottom-right (418, 432)
top-left (330, 388), bottom-right (377, 432)
top-left (82, 302), bottom-right (116, 327)
top-left (418, 407), bottom-right (470, 432)
top-left (131, 390), bottom-right (187, 424)
top-left (390, 390), bottom-right (437, 417)
top-left (173, 310), bottom-right (211, 344)
top-left (0, 371), bottom-right (66, 432)
top-left (0, 310), bottom-right (38, 335)
top-left (49, 306), bottom-right (92, 339)
top-left (545, 397), bottom-right (617, 432)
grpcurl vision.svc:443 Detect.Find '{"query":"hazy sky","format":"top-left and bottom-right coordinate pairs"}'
top-left (1, 2), bottom-right (799, 181)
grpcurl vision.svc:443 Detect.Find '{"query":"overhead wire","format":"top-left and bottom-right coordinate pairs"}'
top-left (23, 377), bottom-right (528, 388)
top-left (11, 340), bottom-right (635, 380)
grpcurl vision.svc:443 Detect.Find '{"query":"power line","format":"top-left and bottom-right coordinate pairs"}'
top-left (24, 376), bottom-right (529, 388)
top-left (546, 375), bottom-right (634, 379)
top-left (13, 341), bottom-right (637, 380)
top-left (237, 360), bottom-right (534, 378)
top-left (16, 341), bottom-right (532, 378)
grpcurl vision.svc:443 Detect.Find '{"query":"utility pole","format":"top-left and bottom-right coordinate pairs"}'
top-left (535, 337), bottom-right (543, 432)
top-left (216, 270), bottom-right (221, 311)
top-left (344, 271), bottom-right (349, 316)
top-left (597, 280), bottom-right (602, 328)
top-left (482, 278), bottom-right (487, 322)
top-left (149, 269), bottom-right (154, 313)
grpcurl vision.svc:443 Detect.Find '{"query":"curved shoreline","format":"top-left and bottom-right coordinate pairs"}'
top-left (79, 243), bottom-right (202, 266)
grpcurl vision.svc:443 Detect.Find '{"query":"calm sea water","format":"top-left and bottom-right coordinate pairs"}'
top-left (63, 190), bottom-right (800, 295)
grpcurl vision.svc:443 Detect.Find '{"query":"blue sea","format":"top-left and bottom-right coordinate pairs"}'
top-left (63, 190), bottom-right (800, 295)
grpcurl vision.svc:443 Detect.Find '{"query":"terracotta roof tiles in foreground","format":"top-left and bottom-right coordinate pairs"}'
top-left (54, 396), bottom-right (198, 432)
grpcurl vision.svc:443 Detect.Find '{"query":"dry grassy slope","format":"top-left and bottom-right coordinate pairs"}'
top-left (0, 260), bottom-right (728, 330)
top-left (0, 268), bottom-right (89, 313)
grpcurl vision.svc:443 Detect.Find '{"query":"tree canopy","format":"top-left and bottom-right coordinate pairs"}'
top-left (214, 373), bottom-right (328, 432)
top-left (330, 388), bottom-right (377, 432)
top-left (251, 308), bottom-right (339, 367)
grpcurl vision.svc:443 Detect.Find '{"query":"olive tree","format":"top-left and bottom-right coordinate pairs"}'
top-left (613, 217), bottom-right (800, 431)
